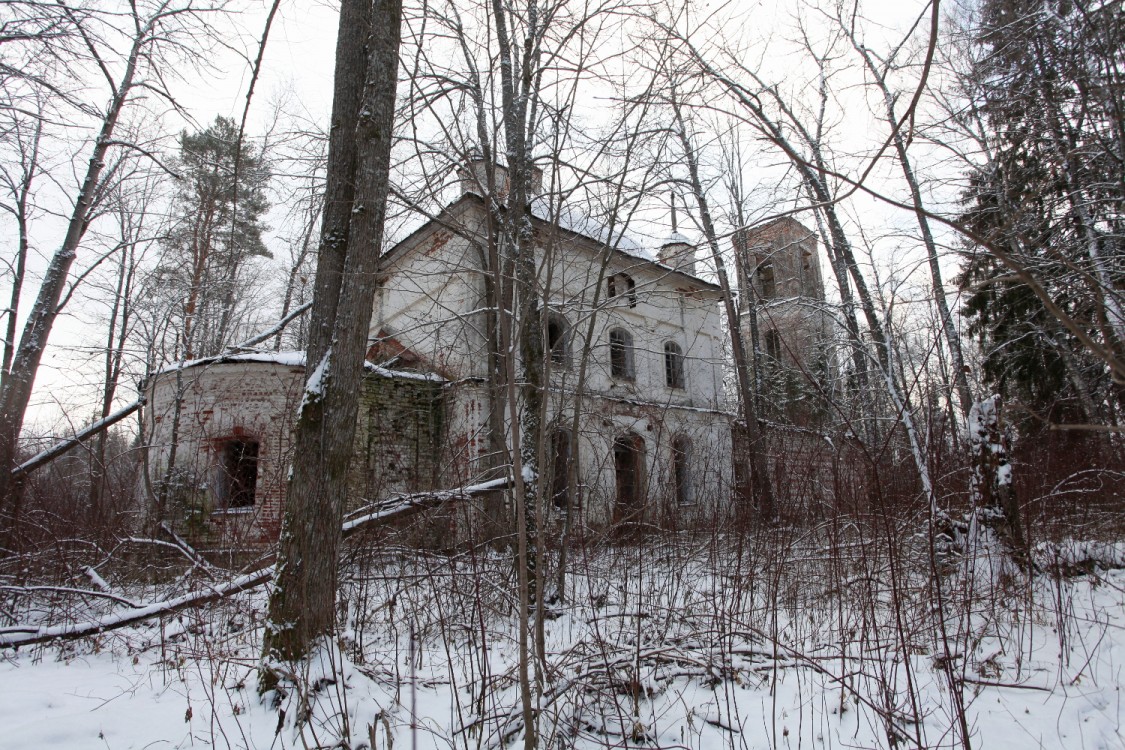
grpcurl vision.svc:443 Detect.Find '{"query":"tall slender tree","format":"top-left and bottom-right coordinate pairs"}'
top-left (159, 115), bottom-right (271, 359)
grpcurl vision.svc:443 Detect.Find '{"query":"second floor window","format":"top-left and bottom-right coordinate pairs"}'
top-left (547, 315), bottom-right (569, 367)
top-left (609, 327), bottom-right (634, 380)
top-left (608, 273), bottom-right (637, 308)
top-left (664, 341), bottom-right (685, 389)
top-left (758, 262), bottom-right (776, 299)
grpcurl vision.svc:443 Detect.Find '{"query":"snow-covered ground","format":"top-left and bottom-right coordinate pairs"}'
top-left (1, 534), bottom-right (1123, 749)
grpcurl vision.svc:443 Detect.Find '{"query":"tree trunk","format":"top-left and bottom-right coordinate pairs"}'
top-left (672, 102), bottom-right (777, 523)
top-left (260, 0), bottom-right (402, 687)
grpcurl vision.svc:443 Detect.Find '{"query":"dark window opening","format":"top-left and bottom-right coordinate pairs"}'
top-left (220, 438), bottom-right (259, 508)
top-left (613, 433), bottom-right (645, 513)
top-left (550, 429), bottom-right (572, 511)
top-left (758, 262), bottom-right (776, 299)
top-left (609, 328), bottom-right (634, 381)
top-left (547, 315), bottom-right (569, 367)
top-left (608, 273), bottom-right (637, 308)
top-left (664, 341), bottom-right (685, 389)
top-left (764, 329), bottom-right (781, 361)
top-left (672, 437), bottom-right (692, 505)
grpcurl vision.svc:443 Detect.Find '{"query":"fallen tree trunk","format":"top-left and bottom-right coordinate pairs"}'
top-left (0, 476), bottom-right (510, 649)
top-left (11, 399), bottom-right (144, 479)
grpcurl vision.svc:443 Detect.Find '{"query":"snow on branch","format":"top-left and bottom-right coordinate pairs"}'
top-left (12, 399), bottom-right (143, 478)
top-left (0, 475), bottom-right (512, 649)
top-left (232, 300), bottom-right (313, 350)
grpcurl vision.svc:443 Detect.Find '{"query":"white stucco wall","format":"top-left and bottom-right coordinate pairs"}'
top-left (374, 197), bottom-right (735, 526)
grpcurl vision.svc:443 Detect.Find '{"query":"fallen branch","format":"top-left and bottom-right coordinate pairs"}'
top-left (12, 399), bottom-right (143, 478)
top-left (231, 300), bottom-right (312, 350)
top-left (342, 475), bottom-right (511, 535)
top-left (0, 475), bottom-right (512, 649)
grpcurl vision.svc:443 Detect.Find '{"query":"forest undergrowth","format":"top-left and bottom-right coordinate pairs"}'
top-left (2, 511), bottom-right (1123, 749)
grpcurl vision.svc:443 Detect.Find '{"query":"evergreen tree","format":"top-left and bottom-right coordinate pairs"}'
top-left (160, 115), bottom-right (271, 359)
top-left (959, 0), bottom-right (1125, 426)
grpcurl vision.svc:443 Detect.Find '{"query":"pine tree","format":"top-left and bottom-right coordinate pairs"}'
top-left (160, 115), bottom-right (271, 359)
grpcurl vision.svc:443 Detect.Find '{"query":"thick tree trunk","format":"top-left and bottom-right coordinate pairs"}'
top-left (260, 0), bottom-right (402, 686)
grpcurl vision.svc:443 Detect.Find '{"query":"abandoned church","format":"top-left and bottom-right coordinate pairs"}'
top-left (142, 164), bottom-right (830, 549)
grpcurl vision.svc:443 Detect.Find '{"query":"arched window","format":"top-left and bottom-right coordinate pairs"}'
top-left (613, 432), bottom-right (646, 515)
top-left (546, 314), bottom-right (569, 367)
top-left (219, 437), bottom-right (259, 508)
top-left (672, 436), bottom-right (692, 505)
top-left (758, 262), bottom-right (776, 299)
top-left (608, 273), bottom-right (637, 308)
top-left (663, 341), bottom-right (685, 389)
top-left (550, 428), bottom-right (572, 510)
top-left (608, 328), bottom-right (634, 381)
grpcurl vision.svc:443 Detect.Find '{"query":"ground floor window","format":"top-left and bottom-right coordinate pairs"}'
top-left (551, 429), bottom-right (572, 510)
top-left (613, 432), bottom-right (645, 514)
top-left (672, 436), bottom-right (692, 504)
top-left (219, 438), bottom-right (259, 508)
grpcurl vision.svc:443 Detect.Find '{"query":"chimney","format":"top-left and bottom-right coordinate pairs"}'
top-left (658, 194), bottom-right (696, 275)
top-left (459, 159), bottom-right (509, 198)
top-left (459, 158), bottom-right (543, 199)
top-left (658, 234), bottom-right (696, 276)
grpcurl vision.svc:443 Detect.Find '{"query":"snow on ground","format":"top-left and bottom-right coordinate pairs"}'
top-left (1, 535), bottom-right (1123, 749)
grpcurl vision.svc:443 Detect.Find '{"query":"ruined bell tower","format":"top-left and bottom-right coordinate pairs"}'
top-left (733, 217), bottom-right (832, 424)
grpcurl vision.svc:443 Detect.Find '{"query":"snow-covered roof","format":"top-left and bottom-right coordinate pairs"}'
top-left (385, 191), bottom-right (717, 289)
top-left (661, 232), bottom-right (692, 247)
top-left (153, 351), bottom-right (445, 382)
top-left (155, 351), bottom-right (306, 375)
top-left (530, 197), bottom-right (651, 260)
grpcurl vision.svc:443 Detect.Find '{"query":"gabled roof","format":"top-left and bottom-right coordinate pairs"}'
top-left (382, 192), bottom-right (720, 292)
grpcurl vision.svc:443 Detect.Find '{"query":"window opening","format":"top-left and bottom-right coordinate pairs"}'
top-left (758, 262), bottom-right (776, 299)
top-left (609, 328), bottom-right (634, 381)
top-left (613, 433), bottom-right (645, 513)
top-left (550, 429), bottom-right (571, 510)
top-left (764, 329), bottom-right (781, 361)
top-left (220, 438), bottom-right (259, 508)
top-left (547, 315), bottom-right (569, 366)
top-left (664, 341), bottom-right (685, 389)
top-left (608, 273), bottom-right (637, 308)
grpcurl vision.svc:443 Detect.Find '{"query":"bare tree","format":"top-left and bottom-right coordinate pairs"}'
top-left (836, 12), bottom-right (975, 421)
top-left (0, 0), bottom-right (235, 548)
top-left (663, 83), bottom-right (778, 522)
